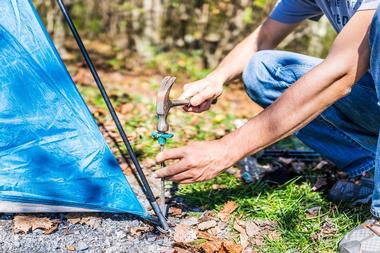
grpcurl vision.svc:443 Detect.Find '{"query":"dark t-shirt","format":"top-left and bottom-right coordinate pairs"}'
top-left (270, 0), bottom-right (380, 32)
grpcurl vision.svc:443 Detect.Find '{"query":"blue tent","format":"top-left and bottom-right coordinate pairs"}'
top-left (0, 0), bottom-right (148, 217)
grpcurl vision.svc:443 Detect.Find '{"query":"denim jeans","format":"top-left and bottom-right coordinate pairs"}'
top-left (242, 7), bottom-right (380, 217)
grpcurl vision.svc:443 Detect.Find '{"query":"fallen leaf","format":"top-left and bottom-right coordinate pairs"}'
top-left (197, 231), bottom-right (219, 241)
top-left (200, 211), bottom-right (216, 222)
top-left (312, 176), bottom-right (328, 191)
top-left (306, 206), bottom-right (322, 218)
top-left (130, 226), bottom-right (152, 236)
top-left (169, 207), bottom-right (183, 217)
top-left (172, 247), bottom-right (191, 253)
top-left (13, 216), bottom-right (60, 234)
top-left (67, 217), bottom-right (81, 225)
top-left (66, 245), bottom-right (76, 251)
top-left (173, 224), bottom-right (197, 243)
top-left (181, 217), bottom-right (199, 226)
top-left (218, 201), bottom-right (238, 222)
top-left (222, 241), bottom-right (243, 253)
top-left (198, 240), bottom-right (222, 253)
top-left (234, 219), bottom-right (249, 248)
top-left (313, 160), bottom-right (329, 171)
top-left (119, 103), bottom-right (134, 114)
top-left (198, 220), bottom-right (217, 231)
top-left (80, 216), bottom-right (102, 229)
top-left (278, 157), bottom-right (294, 165)
top-left (245, 221), bottom-right (260, 237)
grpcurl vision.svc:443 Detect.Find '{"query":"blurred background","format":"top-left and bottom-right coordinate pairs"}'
top-left (34, 0), bottom-right (336, 76)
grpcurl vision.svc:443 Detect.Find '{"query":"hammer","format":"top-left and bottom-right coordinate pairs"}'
top-left (156, 76), bottom-right (190, 133)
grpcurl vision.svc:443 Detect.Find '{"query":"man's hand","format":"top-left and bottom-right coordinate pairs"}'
top-left (180, 74), bottom-right (224, 113)
top-left (154, 140), bottom-right (235, 184)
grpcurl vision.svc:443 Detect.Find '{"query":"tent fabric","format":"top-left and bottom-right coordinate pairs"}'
top-left (0, 0), bottom-right (147, 216)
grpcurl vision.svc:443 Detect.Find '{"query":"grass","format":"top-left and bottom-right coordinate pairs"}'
top-left (178, 175), bottom-right (369, 252)
top-left (75, 57), bottom-right (370, 252)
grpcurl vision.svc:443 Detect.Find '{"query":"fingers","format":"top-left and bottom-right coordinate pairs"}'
top-left (155, 160), bottom-right (188, 178)
top-left (156, 147), bottom-right (186, 163)
top-left (179, 80), bottom-right (205, 100)
top-left (189, 86), bottom-right (216, 107)
top-left (166, 171), bottom-right (193, 182)
top-left (184, 100), bottom-right (212, 113)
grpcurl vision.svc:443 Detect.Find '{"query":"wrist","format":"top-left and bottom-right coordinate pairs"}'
top-left (218, 134), bottom-right (242, 168)
top-left (206, 71), bottom-right (227, 87)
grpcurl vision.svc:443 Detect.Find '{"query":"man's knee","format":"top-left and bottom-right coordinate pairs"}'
top-left (242, 50), bottom-right (278, 108)
top-left (370, 7), bottom-right (380, 45)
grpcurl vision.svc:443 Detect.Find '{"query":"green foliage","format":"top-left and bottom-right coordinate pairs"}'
top-left (147, 50), bottom-right (211, 80)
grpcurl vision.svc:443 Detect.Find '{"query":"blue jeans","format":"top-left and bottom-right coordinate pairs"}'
top-left (242, 7), bottom-right (380, 217)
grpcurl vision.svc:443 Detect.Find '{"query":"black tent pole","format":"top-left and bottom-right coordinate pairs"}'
top-left (56, 0), bottom-right (169, 232)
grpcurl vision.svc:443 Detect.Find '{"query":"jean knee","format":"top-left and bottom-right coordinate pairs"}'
top-left (370, 7), bottom-right (380, 45)
top-left (242, 50), bottom-right (277, 108)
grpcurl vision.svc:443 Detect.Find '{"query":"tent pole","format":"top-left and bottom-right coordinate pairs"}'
top-left (56, 0), bottom-right (169, 232)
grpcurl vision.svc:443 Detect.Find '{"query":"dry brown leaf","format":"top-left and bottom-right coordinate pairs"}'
top-left (169, 207), bottom-right (183, 217)
top-left (245, 221), bottom-right (260, 238)
top-left (218, 201), bottom-right (238, 222)
top-left (172, 247), bottom-right (192, 253)
top-left (198, 240), bottom-right (223, 253)
top-left (200, 211), bottom-right (216, 222)
top-left (198, 220), bottom-right (217, 231)
top-left (14, 215), bottom-right (60, 234)
top-left (173, 224), bottom-right (197, 243)
top-left (66, 245), bottom-right (76, 251)
top-left (119, 103), bottom-right (134, 114)
top-left (80, 216), bottom-right (102, 229)
top-left (312, 176), bottom-right (328, 191)
top-left (233, 219), bottom-right (249, 248)
top-left (130, 226), bottom-right (152, 236)
top-left (222, 241), bottom-right (243, 253)
top-left (67, 217), bottom-right (81, 225)
top-left (171, 242), bottom-right (193, 253)
top-left (197, 231), bottom-right (219, 241)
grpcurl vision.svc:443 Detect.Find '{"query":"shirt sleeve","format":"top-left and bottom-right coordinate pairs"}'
top-left (270, 0), bottom-right (323, 24)
top-left (358, 0), bottom-right (380, 10)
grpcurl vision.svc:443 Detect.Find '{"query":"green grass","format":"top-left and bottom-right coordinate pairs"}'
top-left (77, 74), bottom-right (370, 253)
top-left (178, 174), bottom-right (369, 252)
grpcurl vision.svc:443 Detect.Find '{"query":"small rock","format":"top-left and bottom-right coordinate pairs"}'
top-left (115, 230), bottom-right (125, 239)
top-left (146, 233), bottom-right (156, 242)
top-left (198, 220), bottom-right (217, 231)
top-left (77, 241), bottom-right (88, 251)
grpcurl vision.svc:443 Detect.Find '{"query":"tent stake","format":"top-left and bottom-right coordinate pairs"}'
top-left (56, 0), bottom-right (169, 232)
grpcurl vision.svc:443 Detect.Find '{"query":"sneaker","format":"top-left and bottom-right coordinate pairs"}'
top-left (328, 172), bottom-right (374, 205)
top-left (339, 218), bottom-right (380, 253)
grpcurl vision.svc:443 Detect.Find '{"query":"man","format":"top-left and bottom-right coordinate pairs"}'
top-left (155, 0), bottom-right (380, 251)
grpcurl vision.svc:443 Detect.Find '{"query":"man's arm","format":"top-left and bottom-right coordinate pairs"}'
top-left (225, 10), bottom-right (373, 163)
top-left (155, 10), bottom-right (374, 184)
top-left (181, 18), bottom-right (299, 112)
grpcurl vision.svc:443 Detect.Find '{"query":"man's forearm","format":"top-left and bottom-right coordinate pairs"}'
top-left (221, 10), bottom-right (373, 166)
top-left (222, 63), bottom-right (353, 163)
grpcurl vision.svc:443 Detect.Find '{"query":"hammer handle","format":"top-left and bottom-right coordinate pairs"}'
top-left (170, 99), bottom-right (190, 107)
top-left (170, 98), bottom-right (218, 107)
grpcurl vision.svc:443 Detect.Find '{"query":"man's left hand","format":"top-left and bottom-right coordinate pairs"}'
top-left (154, 140), bottom-right (234, 184)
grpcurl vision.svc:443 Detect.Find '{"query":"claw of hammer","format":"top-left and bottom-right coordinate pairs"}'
top-left (157, 76), bottom-right (189, 132)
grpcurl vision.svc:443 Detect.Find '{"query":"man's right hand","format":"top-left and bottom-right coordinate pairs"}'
top-left (179, 74), bottom-right (224, 113)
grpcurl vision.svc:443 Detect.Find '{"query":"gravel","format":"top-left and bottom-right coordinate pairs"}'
top-left (0, 213), bottom-right (175, 252)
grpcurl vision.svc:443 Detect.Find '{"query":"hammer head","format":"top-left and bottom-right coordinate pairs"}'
top-left (156, 76), bottom-right (177, 132)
